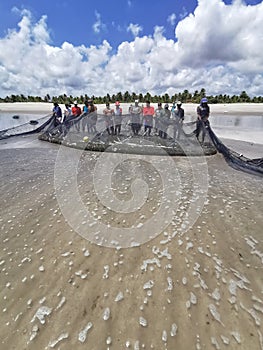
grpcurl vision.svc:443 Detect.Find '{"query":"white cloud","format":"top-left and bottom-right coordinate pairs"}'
top-left (179, 6), bottom-right (188, 20)
top-left (0, 1), bottom-right (263, 98)
top-left (167, 13), bottom-right (176, 26)
top-left (127, 0), bottom-right (132, 8)
top-left (127, 23), bottom-right (143, 37)
top-left (92, 11), bottom-right (106, 34)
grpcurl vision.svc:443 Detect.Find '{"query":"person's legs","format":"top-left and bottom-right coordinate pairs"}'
top-left (148, 126), bottom-right (152, 136)
top-left (177, 123), bottom-right (182, 140)
top-left (173, 123), bottom-right (177, 140)
top-left (132, 124), bottom-right (137, 135)
top-left (75, 118), bottom-right (80, 132)
top-left (195, 120), bottom-right (201, 139)
top-left (201, 122), bottom-right (207, 143)
top-left (163, 127), bottom-right (167, 139)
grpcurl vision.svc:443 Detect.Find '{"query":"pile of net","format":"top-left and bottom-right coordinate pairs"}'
top-left (36, 112), bottom-right (216, 156)
top-left (207, 125), bottom-right (263, 177)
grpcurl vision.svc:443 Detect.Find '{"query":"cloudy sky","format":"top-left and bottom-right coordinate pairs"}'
top-left (0, 0), bottom-right (262, 98)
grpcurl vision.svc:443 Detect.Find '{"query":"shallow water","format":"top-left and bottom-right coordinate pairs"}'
top-left (184, 114), bottom-right (263, 144)
top-left (0, 112), bottom-right (46, 131)
top-left (210, 114), bottom-right (263, 129)
top-left (1, 112), bottom-right (262, 130)
top-left (210, 115), bottom-right (263, 145)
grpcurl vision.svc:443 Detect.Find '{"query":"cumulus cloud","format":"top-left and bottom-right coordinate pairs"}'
top-left (0, 1), bottom-right (263, 98)
top-left (127, 23), bottom-right (143, 37)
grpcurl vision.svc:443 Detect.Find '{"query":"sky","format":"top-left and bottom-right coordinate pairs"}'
top-left (0, 0), bottom-right (263, 98)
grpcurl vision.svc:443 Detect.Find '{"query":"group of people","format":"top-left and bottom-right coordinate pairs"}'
top-left (127, 99), bottom-right (185, 139)
top-left (52, 97), bottom-right (210, 143)
top-left (52, 100), bottom-right (98, 133)
top-left (102, 101), bottom-right (123, 135)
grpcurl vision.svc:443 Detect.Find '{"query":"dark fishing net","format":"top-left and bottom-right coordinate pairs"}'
top-left (39, 112), bottom-right (217, 156)
top-left (1, 110), bottom-right (262, 177)
top-left (207, 125), bottom-right (263, 177)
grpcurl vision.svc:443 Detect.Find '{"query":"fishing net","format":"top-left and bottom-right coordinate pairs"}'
top-left (38, 112), bottom-right (217, 156)
top-left (1, 110), bottom-right (262, 177)
top-left (207, 125), bottom-right (263, 177)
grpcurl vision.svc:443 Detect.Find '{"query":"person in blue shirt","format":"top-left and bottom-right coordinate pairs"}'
top-left (52, 102), bottom-right (62, 126)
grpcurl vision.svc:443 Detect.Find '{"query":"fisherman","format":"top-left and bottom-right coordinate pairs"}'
top-left (195, 97), bottom-right (210, 143)
top-left (162, 103), bottom-right (171, 139)
top-left (172, 101), bottom-right (184, 140)
top-left (129, 99), bottom-right (142, 136)
top-left (71, 101), bottom-right (82, 132)
top-left (82, 100), bottom-right (90, 132)
top-left (88, 100), bottom-right (97, 133)
top-left (113, 101), bottom-right (122, 135)
top-left (52, 102), bottom-right (62, 126)
top-left (63, 103), bottom-right (72, 122)
top-left (154, 102), bottom-right (165, 137)
top-left (142, 100), bottom-right (154, 136)
top-left (61, 103), bottom-right (72, 136)
top-left (103, 102), bottom-right (114, 135)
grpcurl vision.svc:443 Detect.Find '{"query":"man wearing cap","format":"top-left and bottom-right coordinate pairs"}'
top-left (130, 99), bottom-right (142, 136)
top-left (113, 101), bottom-right (122, 135)
top-left (172, 101), bottom-right (184, 140)
top-left (195, 97), bottom-right (210, 143)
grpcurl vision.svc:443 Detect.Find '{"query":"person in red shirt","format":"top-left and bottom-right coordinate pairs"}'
top-left (142, 100), bottom-right (155, 136)
top-left (71, 101), bottom-right (82, 132)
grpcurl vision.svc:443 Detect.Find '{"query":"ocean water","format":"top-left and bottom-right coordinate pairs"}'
top-left (0, 112), bottom-right (47, 131)
top-left (183, 114), bottom-right (263, 145)
top-left (210, 115), bottom-right (263, 145)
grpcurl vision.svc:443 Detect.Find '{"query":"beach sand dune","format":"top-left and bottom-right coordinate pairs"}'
top-left (0, 130), bottom-right (262, 349)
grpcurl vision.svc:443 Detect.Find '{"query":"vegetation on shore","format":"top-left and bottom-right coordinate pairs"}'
top-left (0, 88), bottom-right (262, 104)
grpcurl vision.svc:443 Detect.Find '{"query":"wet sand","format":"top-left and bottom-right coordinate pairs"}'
top-left (0, 106), bottom-right (263, 349)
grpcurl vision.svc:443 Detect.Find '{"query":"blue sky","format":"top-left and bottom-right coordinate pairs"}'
top-left (0, 0), bottom-right (199, 48)
top-left (0, 0), bottom-right (262, 97)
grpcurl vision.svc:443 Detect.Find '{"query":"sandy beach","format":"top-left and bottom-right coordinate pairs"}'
top-left (0, 103), bottom-right (263, 350)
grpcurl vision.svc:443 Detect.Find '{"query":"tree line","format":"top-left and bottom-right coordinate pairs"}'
top-left (0, 88), bottom-right (262, 104)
